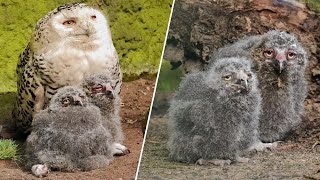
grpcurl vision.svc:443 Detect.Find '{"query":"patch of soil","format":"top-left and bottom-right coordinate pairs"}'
top-left (0, 78), bottom-right (155, 179)
top-left (138, 116), bottom-right (320, 180)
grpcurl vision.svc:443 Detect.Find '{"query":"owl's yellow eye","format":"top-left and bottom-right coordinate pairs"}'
top-left (63, 19), bottom-right (76, 25)
top-left (223, 75), bottom-right (232, 81)
top-left (263, 49), bottom-right (275, 58)
top-left (287, 51), bottom-right (297, 60)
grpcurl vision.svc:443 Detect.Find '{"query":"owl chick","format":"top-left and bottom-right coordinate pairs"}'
top-left (82, 74), bottom-right (129, 156)
top-left (212, 30), bottom-right (308, 142)
top-left (13, 2), bottom-right (122, 134)
top-left (168, 57), bottom-right (263, 164)
top-left (25, 86), bottom-right (114, 172)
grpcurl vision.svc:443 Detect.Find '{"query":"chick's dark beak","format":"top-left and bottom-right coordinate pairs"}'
top-left (274, 60), bottom-right (287, 73)
top-left (274, 53), bottom-right (287, 73)
top-left (73, 97), bottom-right (83, 106)
top-left (236, 71), bottom-right (249, 91)
top-left (103, 84), bottom-right (115, 99)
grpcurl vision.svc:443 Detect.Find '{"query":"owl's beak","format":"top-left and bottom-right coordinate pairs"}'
top-left (275, 53), bottom-right (287, 73)
top-left (236, 71), bottom-right (249, 92)
top-left (103, 83), bottom-right (115, 99)
top-left (85, 29), bottom-right (90, 37)
top-left (242, 80), bottom-right (248, 90)
top-left (239, 79), bottom-right (249, 92)
top-left (236, 71), bottom-right (249, 91)
top-left (73, 97), bottom-right (83, 106)
top-left (275, 60), bottom-right (287, 74)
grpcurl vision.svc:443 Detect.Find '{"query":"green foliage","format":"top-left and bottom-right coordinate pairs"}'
top-left (303, 0), bottom-right (320, 14)
top-left (0, 93), bottom-right (15, 122)
top-left (0, 0), bottom-right (71, 93)
top-left (98, 0), bottom-right (172, 80)
top-left (156, 60), bottom-right (183, 92)
top-left (0, 0), bottom-right (172, 93)
top-left (0, 139), bottom-right (19, 160)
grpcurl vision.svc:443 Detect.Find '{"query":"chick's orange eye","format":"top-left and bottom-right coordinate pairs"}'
top-left (62, 19), bottom-right (76, 25)
top-left (91, 15), bottom-right (97, 20)
top-left (287, 51), bottom-right (297, 60)
top-left (263, 49), bottom-right (275, 58)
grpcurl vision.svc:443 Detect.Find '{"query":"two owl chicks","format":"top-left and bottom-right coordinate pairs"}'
top-left (25, 74), bottom-right (128, 172)
top-left (168, 30), bottom-right (307, 164)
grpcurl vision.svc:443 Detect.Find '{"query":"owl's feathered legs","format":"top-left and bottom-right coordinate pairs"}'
top-left (29, 150), bottom-right (76, 172)
top-left (235, 156), bottom-right (250, 163)
top-left (247, 141), bottom-right (278, 152)
top-left (111, 142), bottom-right (130, 156)
top-left (168, 133), bottom-right (203, 163)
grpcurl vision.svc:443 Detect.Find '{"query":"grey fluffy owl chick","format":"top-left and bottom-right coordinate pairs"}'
top-left (168, 57), bottom-right (262, 164)
top-left (212, 30), bottom-right (308, 142)
top-left (13, 2), bottom-right (122, 134)
top-left (25, 86), bottom-right (113, 172)
top-left (82, 74), bottom-right (129, 156)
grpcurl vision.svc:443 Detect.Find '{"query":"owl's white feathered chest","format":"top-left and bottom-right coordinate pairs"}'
top-left (39, 42), bottom-right (118, 87)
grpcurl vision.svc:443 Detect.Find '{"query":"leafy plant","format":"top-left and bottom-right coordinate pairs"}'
top-left (0, 139), bottom-right (19, 160)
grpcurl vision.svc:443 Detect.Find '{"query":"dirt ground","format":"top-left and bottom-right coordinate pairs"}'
top-left (0, 78), bottom-right (155, 180)
top-left (137, 115), bottom-right (320, 180)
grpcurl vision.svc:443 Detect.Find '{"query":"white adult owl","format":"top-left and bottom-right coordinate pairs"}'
top-left (13, 3), bottom-right (122, 133)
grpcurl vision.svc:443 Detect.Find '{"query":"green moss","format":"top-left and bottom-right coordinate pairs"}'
top-left (0, 0), bottom-right (72, 93)
top-left (156, 60), bottom-right (184, 92)
top-left (303, 0), bottom-right (320, 13)
top-left (0, 0), bottom-right (172, 93)
top-left (98, 0), bottom-right (172, 80)
top-left (0, 93), bottom-right (15, 123)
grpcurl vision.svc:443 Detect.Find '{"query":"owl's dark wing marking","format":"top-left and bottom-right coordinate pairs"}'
top-left (13, 44), bottom-right (45, 132)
